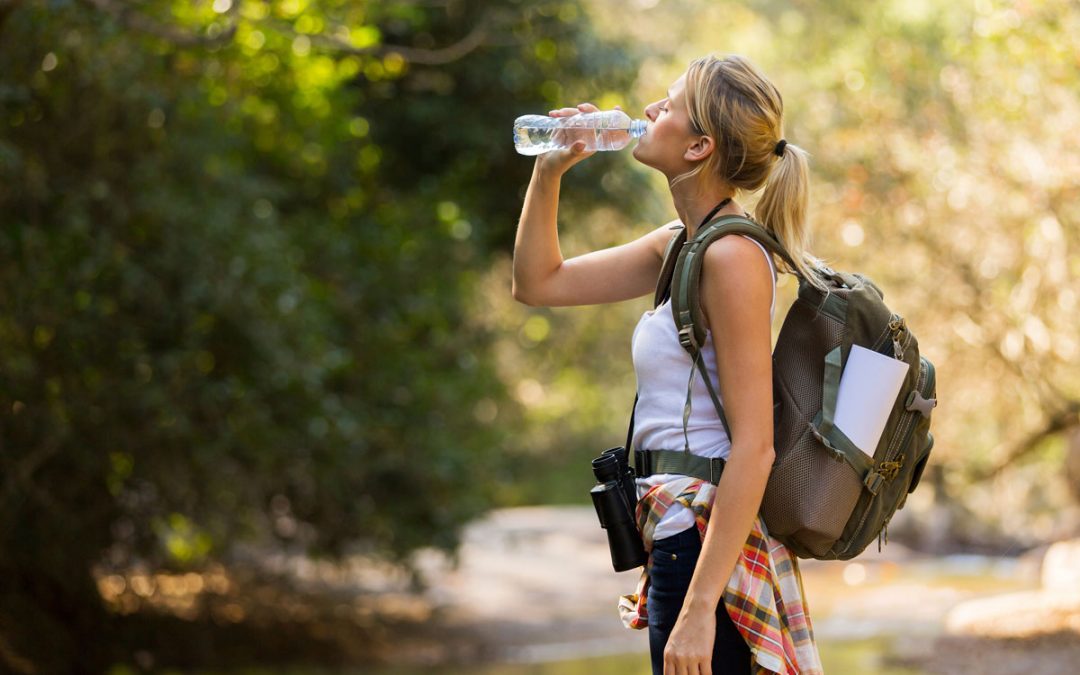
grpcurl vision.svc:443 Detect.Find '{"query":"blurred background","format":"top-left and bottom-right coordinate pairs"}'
top-left (1, 0), bottom-right (1078, 673)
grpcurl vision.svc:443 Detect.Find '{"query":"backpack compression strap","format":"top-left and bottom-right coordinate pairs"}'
top-left (669, 215), bottom-right (798, 447)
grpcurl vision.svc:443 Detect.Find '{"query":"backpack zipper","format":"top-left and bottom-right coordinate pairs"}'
top-left (874, 325), bottom-right (917, 475)
top-left (889, 316), bottom-right (907, 361)
top-left (883, 356), bottom-right (933, 471)
top-left (869, 313), bottom-right (907, 358)
top-left (828, 314), bottom-right (911, 557)
top-left (840, 355), bottom-right (932, 557)
top-left (875, 352), bottom-right (928, 555)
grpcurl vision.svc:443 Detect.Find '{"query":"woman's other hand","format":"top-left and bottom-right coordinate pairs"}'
top-left (664, 607), bottom-right (717, 675)
top-left (535, 103), bottom-right (622, 177)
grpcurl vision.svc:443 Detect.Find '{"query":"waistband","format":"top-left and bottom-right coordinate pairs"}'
top-left (652, 524), bottom-right (701, 550)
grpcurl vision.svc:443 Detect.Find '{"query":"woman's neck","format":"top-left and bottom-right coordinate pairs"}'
top-left (672, 181), bottom-right (739, 238)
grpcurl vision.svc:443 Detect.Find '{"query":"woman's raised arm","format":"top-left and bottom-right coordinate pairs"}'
top-left (512, 102), bottom-right (676, 307)
top-left (512, 155), bottom-right (676, 307)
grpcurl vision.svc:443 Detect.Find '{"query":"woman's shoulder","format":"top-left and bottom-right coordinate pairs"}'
top-left (701, 233), bottom-right (775, 277)
top-left (698, 234), bottom-right (776, 324)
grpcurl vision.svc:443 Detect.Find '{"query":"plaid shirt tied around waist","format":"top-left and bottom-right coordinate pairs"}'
top-left (617, 475), bottom-right (823, 675)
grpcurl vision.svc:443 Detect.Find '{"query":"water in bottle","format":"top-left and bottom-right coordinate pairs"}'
top-left (513, 109), bottom-right (647, 156)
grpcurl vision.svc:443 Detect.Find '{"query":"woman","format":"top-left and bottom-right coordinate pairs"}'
top-left (512, 54), bottom-right (826, 674)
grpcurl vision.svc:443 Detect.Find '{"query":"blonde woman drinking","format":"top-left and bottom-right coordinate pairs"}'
top-left (513, 54), bottom-right (825, 675)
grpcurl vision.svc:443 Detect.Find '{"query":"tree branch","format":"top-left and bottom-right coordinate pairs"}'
top-left (978, 400), bottom-right (1080, 480)
top-left (77, 0), bottom-right (499, 65)
top-left (910, 224), bottom-right (1063, 410)
top-left (303, 13), bottom-right (493, 65)
top-left (78, 0), bottom-right (241, 48)
top-left (903, 224), bottom-right (1080, 481)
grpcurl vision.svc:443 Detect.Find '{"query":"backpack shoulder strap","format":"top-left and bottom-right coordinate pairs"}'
top-left (671, 215), bottom-right (796, 356)
top-left (668, 215), bottom-right (795, 445)
top-left (653, 225), bottom-right (687, 308)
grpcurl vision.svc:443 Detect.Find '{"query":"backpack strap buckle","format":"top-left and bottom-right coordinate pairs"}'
top-left (863, 470), bottom-right (885, 496)
top-left (677, 326), bottom-right (698, 350)
top-left (634, 448), bottom-right (651, 478)
top-left (905, 391), bottom-right (937, 419)
top-left (709, 457), bottom-right (725, 484)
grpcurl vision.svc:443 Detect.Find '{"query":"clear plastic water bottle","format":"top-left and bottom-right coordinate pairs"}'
top-left (513, 110), bottom-right (647, 156)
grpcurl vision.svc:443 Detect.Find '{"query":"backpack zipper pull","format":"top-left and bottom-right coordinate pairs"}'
top-left (878, 517), bottom-right (892, 553)
top-left (889, 315), bottom-right (907, 361)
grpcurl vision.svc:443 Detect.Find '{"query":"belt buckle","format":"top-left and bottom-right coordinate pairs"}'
top-left (709, 458), bottom-right (725, 484)
top-left (634, 448), bottom-right (651, 477)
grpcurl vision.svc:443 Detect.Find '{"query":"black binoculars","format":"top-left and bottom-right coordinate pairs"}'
top-left (590, 446), bottom-right (648, 572)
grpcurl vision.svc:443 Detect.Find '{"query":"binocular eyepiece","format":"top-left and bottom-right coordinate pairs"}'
top-left (592, 450), bottom-right (622, 482)
top-left (590, 446), bottom-right (647, 572)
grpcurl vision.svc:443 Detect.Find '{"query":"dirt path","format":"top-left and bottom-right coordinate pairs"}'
top-left (392, 506), bottom-right (1078, 672)
top-left (407, 505), bottom-right (649, 663)
top-left (95, 505), bottom-right (1079, 672)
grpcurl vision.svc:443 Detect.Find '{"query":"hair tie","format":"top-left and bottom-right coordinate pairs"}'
top-left (774, 139), bottom-right (788, 157)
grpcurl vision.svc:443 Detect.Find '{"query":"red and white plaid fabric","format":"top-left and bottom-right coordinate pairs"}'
top-left (617, 476), bottom-right (823, 674)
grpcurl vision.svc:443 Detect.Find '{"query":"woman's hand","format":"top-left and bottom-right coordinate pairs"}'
top-left (664, 605), bottom-right (717, 675)
top-left (535, 102), bottom-right (622, 177)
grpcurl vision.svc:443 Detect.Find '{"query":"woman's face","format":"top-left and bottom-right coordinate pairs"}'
top-left (632, 72), bottom-right (704, 179)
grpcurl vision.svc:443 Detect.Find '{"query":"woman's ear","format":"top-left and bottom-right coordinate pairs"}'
top-left (684, 134), bottom-right (715, 163)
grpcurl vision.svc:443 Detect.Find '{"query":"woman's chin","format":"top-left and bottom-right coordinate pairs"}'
top-left (631, 150), bottom-right (660, 173)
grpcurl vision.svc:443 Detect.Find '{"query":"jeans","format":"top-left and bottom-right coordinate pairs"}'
top-left (647, 525), bottom-right (752, 675)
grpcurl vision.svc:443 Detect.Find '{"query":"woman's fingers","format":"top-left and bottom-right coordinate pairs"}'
top-left (548, 102), bottom-right (627, 116)
top-left (666, 658), bottom-right (706, 675)
top-left (548, 102), bottom-right (607, 116)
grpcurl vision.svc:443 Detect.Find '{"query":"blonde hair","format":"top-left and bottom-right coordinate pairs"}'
top-left (672, 54), bottom-right (831, 293)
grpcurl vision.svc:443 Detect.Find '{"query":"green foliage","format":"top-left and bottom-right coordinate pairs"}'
top-left (2, 0), bottom-right (1077, 672)
top-left (0, 0), bottom-right (648, 669)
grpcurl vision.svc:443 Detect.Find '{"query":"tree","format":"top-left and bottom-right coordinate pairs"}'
top-left (0, 0), bottom-right (648, 670)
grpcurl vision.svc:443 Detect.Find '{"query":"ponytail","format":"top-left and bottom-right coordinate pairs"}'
top-left (756, 143), bottom-right (831, 294)
top-left (679, 54), bottom-right (832, 293)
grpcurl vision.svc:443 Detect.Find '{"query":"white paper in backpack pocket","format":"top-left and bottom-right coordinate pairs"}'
top-left (834, 345), bottom-right (910, 457)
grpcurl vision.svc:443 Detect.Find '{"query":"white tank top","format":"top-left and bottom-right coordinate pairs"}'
top-left (630, 235), bottom-right (777, 540)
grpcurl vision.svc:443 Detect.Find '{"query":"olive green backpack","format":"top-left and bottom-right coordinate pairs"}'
top-left (654, 214), bottom-right (938, 560)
